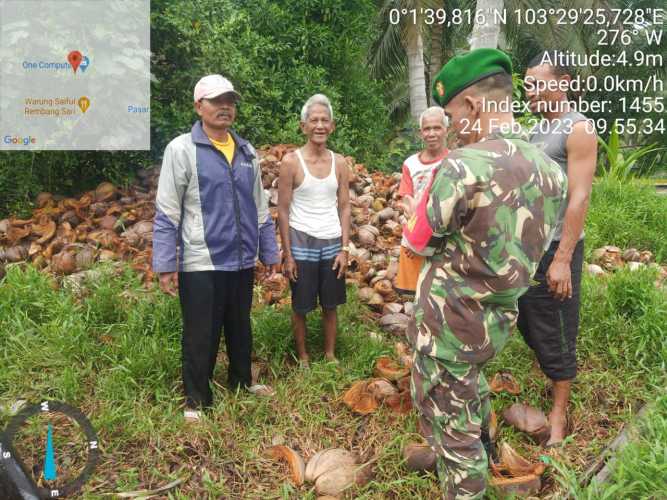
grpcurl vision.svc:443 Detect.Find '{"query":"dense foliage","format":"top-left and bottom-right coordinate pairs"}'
top-left (0, 0), bottom-right (389, 216)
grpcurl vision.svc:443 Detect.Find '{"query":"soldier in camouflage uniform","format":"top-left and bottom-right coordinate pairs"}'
top-left (403, 49), bottom-right (567, 499)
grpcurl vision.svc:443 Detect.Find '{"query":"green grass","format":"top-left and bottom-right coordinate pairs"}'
top-left (586, 176), bottom-right (667, 262)
top-left (0, 260), bottom-right (665, 498)
top-left (1, 177), bottom-right (666, 498)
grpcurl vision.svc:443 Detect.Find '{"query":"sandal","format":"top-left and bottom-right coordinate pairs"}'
top-left (183, 409), bottom-right (202, 423)
top-left (247, 384), bottom-right (275, 397)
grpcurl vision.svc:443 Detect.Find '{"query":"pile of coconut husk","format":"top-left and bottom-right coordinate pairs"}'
top-left (586, 245), bottom-right (667, 289)
top-left (3, 146), bottom-right (664, 317)
top-left (341, 343), bottom-right (413, 416)
top-left (0, 169), bottom-right (159, 286)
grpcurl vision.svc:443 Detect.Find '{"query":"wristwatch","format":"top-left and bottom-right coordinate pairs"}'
top-left (341, 246), bottom-right (350, 253)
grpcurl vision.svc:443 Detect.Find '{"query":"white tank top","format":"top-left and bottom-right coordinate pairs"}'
top-left (289, 148), bottom-right (341, 239)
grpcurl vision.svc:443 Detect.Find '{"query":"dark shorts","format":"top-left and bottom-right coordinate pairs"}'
top-left (517, 239), bottom-right (584, 381)
top-left (289, 227), bottom-right (346, 315)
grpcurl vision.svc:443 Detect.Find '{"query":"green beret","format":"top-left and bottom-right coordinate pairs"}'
top-left (432, 48), bottom-right (513, 106)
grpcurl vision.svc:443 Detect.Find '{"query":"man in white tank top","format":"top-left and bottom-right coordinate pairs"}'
top-left (277, 94), bottom-right (351, 366)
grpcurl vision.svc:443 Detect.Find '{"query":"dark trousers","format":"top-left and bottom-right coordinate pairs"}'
top-left (178, 269), bottom-right (254, 408)
top-left (517, 239), bottom-right (584, 381)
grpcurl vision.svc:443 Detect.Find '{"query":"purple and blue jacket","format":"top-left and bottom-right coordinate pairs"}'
top-left (152, 121), bottom-right (279, 273)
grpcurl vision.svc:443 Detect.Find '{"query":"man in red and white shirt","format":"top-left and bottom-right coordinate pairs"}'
top-left (395, 107), bottom-right (449, 296)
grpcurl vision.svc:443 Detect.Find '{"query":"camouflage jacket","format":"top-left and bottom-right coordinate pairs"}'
top-left (405, 129), bottom-right (567, 364)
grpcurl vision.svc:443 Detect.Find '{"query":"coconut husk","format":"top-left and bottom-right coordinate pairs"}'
top-left (305, 448), bottom-right (358, 483)
top-left (622, 248), bottom-right (640, 262)
top-left (367, 378), bottom-right (398, 400)
top-left (342, 380), bottom-right (378, 415)
top-left (374, 356), bottom-right (409, 381)
top-left (591, 246), bottom-right (623, 270)
top-left (502, 404), bottom-right (551, 445)
top-left (489, 372), bottom-right (521, 395)
top-left (264, 445), bottom-right (305, 486)
top-left (4, 245), bottom-right (28, 263)
top-left (382, 303), bottom-right (403, 315)
top-left (489, 474), bottom-right (541, 497)
top-left (378, 313), bottom-right (409, 335)
top-left (314, 462), bottom-right (373, 496)
top-left (384, 389), bottom-right (412, 414)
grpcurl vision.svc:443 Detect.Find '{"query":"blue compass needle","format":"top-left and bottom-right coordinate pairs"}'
top-left (43, 423), bottom-right (56, 481)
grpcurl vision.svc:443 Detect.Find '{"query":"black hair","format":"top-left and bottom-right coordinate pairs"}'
top-left (527, 50), bottom-right (571, 77)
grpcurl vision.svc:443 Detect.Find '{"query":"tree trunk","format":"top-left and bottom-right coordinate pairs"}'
top-left (405, 24), bottom-right (428, 121)
top-left (469, 0), bottom-right (504, 50)
top-left (428, 22), bottom-right (444, 102)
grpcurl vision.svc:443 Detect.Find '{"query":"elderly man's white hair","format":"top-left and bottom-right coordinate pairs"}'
top-left (300, 94), bottom-right (334, 122)
top-left (419, 106), bottom-right (448, 129)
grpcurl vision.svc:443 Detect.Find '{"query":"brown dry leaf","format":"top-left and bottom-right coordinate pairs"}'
top-left (374, 356), bottom-right (409, 381)
top-left (489, 372), bottom-right (521, 395)
top-left (305, 448), bottom-right (358, 483)
top-left (264, 445), bottom-right (305, 486)
top-left (502, 404), bottom-right (550, 444)
top-left (342, 380), bottom-right (378, 415)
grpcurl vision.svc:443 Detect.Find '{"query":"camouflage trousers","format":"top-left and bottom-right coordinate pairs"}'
top-left (410, 353), bottom-right (492, 500)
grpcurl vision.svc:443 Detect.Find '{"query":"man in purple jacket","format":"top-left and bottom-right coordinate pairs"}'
top-left (153, 75), bottom-right (280, 422)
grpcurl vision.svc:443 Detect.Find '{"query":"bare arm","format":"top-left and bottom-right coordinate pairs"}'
top-left (333, 154), bottom-right (351, 278)
top-left (336, 155), bottom-right (351, 247)
top-left (277, 153), bottom-right (297, 280)
top-left (547, 121), bottom-right (597, 299)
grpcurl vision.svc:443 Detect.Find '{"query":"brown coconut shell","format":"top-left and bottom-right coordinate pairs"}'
top-left (367, 378), bottom-right (398, 400)
top-left (374, 356), bottom-right (409, 381)
top-left (502, 404), bottom-right (551, 445)
top-left (305, 448), bottom-right (358, 483)
top-left (315, 463), bottom-right (373, 496)
top-left (489, 372), bottom-right (521, 395)
top-left (342, 381), bottom-right (378, 415)
top-left (264, 445), bottom-right (306, 486)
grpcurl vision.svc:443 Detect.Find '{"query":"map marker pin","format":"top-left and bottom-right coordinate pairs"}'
top-left (78, 96), bottom-right (90, 113)
top-left (67, 50), bottom-right (83, 73)
top-left (80, 55), bottom-right (90, 72)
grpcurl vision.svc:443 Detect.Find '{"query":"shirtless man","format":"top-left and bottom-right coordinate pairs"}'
top-left (277, 94), bottom-right (351, 365)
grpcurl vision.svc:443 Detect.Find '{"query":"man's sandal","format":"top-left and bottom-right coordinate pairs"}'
top-left (247, 384), bottom-right (275, 397)
top-left (183, 409), bottom-right (202, 423)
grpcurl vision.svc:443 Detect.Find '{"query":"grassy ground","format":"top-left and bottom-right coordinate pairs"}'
top-left (0, 176), bottom-right (665, 499)
top-left (0, 260), bottom-right (665, 499)
top-left (586, 177), bottom-right (667, 261)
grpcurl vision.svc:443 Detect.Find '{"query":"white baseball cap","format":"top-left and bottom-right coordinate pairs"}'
top-left (193, 74), bottom-right (241, 102)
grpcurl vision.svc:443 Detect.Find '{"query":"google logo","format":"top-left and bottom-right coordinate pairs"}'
top-left (3, 135), bottom-right (37, 145)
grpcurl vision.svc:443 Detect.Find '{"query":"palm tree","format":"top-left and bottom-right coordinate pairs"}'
top-left (370, 0), bottom-right (474, 122)
top-left (370, 0), bottom-right (434, 121)
top-left (469, 0), bottom-right (504, 49)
